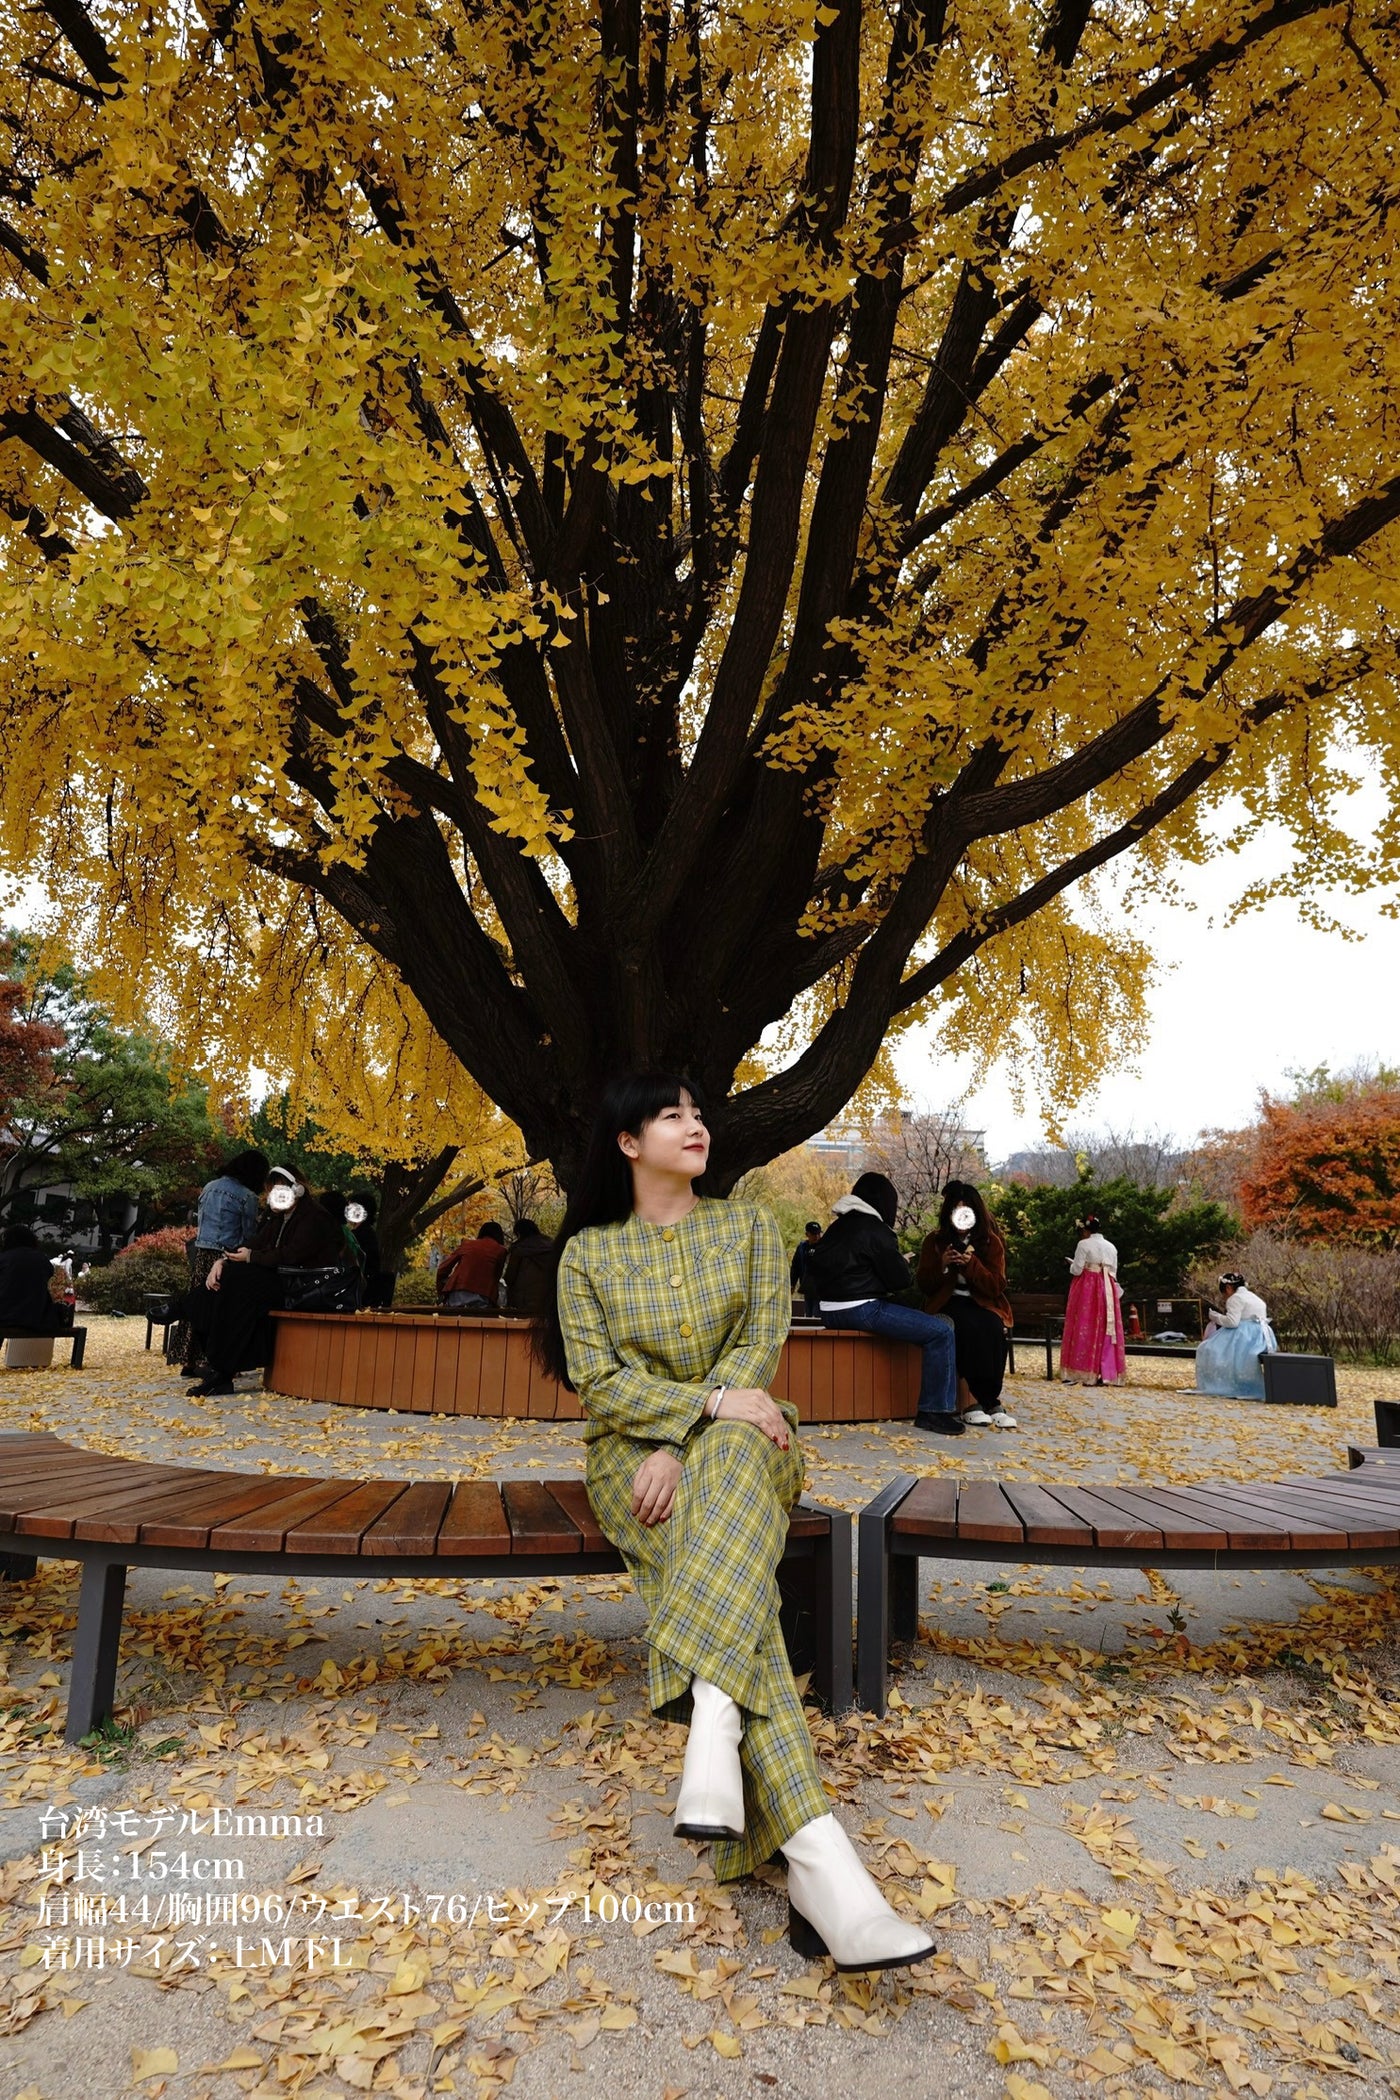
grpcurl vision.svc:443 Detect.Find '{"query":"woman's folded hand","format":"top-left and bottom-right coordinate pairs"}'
top-left (712, 1387), bottom-right (790, 1450)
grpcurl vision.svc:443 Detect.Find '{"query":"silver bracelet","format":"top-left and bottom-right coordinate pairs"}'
top-left (706, 1385), bottom-right (728, 1419)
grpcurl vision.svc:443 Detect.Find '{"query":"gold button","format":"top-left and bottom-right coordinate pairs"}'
top-left (679, 1322), bottom-right (692, 1337)
top-left (669, 1274), bottom-right (682, 1288)
top-left (662, 1228), bottom-right (676, 1242)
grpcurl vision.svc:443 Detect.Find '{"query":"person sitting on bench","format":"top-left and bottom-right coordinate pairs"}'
top-left (0, 1224), bottom-right (74, 1335)
top-left (1194, 1272), bottom-right (1278, 1400)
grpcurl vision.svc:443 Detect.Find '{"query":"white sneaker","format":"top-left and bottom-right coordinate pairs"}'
top-left (988, 1408), bottom-right (1018, 1428)
top-left (673, 1678), bottom-right (745, 1838)
top-left (783, 1812), bottom-right (936, 1971)
top-left (961, 1408), bottom-right (993, 1426)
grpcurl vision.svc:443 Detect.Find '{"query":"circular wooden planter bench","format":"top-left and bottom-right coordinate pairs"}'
top-left (267, 1311), bottom-right (922, 1424)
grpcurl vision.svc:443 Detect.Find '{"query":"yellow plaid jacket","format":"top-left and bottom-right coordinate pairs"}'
top-left (557, 1199), bottom-right (792, 1447)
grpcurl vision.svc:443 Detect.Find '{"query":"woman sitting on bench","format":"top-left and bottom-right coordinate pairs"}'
top-left (0, 1224), bottom-right (73, 1334)
top-left (537, 1071), bottom-right (933, 1974)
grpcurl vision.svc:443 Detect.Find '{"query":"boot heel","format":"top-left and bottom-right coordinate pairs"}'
top-left (787, 1901), bottom-right (828, 1959)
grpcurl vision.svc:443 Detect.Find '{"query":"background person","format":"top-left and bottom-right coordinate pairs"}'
top-left (166, 1148), bottom-right (270, 1372)
top-left (789, 1221), bottom-right (824, 1318)
top-left (1194, 1272), bottom-right (1278, 1399)
top-left (805, 1172), bottom-right (961, 1436)
top-left (184, 1166), bottom-right (344, 1397)
top-left (538, 1071), bottom-right (933, 1973)
top-left (0, 1223), bottom-right (74, 1334)
top-left (1059, 1212), bottom-right (1127, 1387)
top-left (501, 1218), bottom-right (554, 1315)
top-left (437, 1220), bottom-right (508, 1310)
top-left (916, 1182), bottom-right (1016, 1428)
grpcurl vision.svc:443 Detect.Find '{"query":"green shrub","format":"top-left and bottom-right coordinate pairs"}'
top-left (390, 1266), bottom-right (439, 1307)
top-left (82, 1246), bottom-right (191, 1314)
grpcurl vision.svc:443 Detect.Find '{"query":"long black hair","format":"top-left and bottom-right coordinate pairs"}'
top-left (937, 1179), bottom-right (996, 1247)
top-left (533, 1070), bottom-right (707, 1385)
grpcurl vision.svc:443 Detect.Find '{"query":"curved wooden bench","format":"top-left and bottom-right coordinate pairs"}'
top-left (0, 1434), bottom-right (851, 1740)
top-left (857, 1467), bottom-right (1400, 1714)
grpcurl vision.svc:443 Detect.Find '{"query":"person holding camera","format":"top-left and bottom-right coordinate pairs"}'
top-left (916, 1181), bottom-right (1016, 1428)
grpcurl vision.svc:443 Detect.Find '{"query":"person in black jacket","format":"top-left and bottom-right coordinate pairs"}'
top-left (0, 1225), bottom-right (72, 1334)
top-left (804, 1172), bottom-right (961, 1435)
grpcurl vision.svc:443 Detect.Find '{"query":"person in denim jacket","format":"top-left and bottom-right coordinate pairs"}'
top-left (166, 1149), bottom-right (269, 1372)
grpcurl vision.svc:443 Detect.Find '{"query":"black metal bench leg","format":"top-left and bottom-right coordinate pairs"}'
top-left (66, 1559), bottom-right (127, 1742)
top-left (890, 1551), bottom-right (919, 1642)
top-left (70, 1326), bottom-right (86, 1369)
top-left (1044, 1318), bottom-right (1054, 1381)
top-left (0, 1551), bottom-right (38, 1581)
top-left (809, 1508), bottom-right (852, 1714)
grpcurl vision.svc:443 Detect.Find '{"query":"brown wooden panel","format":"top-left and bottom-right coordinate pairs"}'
top-left (451, 1323), bottom-right (484, 1417)
top-left (284, 1481), bottom-right (409, 1553)
top-left (309, 1315), bottom-right (331, 1400)
top-left (1137, 1484), bottom-right (1293, 1550)
top-left (1082, 1484), bottom-right (1228, 1550)
top-left (267, 1319), bottom-right (309, 1396)
top-left (777, 1333), bottom-right (808, 1421)
top-left (0, 1431), bottom-right (64, 1448)
top-left (784, 1504), bottom-right (831, 1541)
top-left (410, 1321), bottom-right (438, 1416)
top-left (546, 1479), bottom-right (615, 1555)
top-left (525, 1345), bottom-right (556, 1421)
top-left (1280, 1471), bottom-right (1400, 1506)
top-left (361, 1482), bottom-right (452, 1555)
top-left (432, 1321), bottom-right (459, 1414)
top-left (351, 1322), bottom-right (382, 1410)
top-left (892, 1477), bottom-right (959, 1537)
top-left (554, 1378), bottom-right (585, 1422)
top-left (810, 1332), bottom-right (834, 1425)
top-left (382, 1322), bottom-right (414, 1414)
top-left (437, 1480), bottom-right (511, 1555)
top-left (139, 1476), bottom-right (312, 1548)
top-left (502, 1328), bottom-right (532, 1419)
top-left (1036, 1485), bottom-right (1164, 1550)
top-left (323, 1317), bottom-right (349, 1406)
top-left (209, 1479), bottom-right (354, 1551)
top-left (504, 1481), bottom-right (582, 1554)
top-left (477, 1327), bottom-right (509, 1419)
top-left (954, 1480), bottom-right (1024, 1543)
top-left (850, 1333), bottom-right (875, 1421)
top-left (998, 1482), bottom-right (1097, 1548)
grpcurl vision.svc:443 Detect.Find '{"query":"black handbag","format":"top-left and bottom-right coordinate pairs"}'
top-left (278, 1265), bottom-right (362, 1314)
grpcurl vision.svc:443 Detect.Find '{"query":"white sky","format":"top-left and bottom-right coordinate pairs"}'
top-left (894, 771), bottom-right (1398, 1161)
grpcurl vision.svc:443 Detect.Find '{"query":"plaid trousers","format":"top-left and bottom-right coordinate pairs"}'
top-left (587, 1415), bottom-right (831, 1882)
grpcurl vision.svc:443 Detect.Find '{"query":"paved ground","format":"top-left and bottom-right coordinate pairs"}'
top-left (0, 1319), bottom-right (1397, 2100)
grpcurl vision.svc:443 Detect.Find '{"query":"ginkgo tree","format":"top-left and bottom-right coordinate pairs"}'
top-left (2, 0), bottom-right (1399, 1186)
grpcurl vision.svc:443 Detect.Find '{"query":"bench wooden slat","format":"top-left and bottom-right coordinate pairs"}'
top-left (1217, 1480), bottom-right (1400, 1549)
top-left (15, 1466), bottom-right (216, 1538)
top-left (139, 1477), bottom-right (320, 1548)
top-left (504, 1481), bottom-right (582, 1554)
top-left (1164, 1481), bottom-right (1354, 1548)
top-left (1280, 1471), bottom-right (1400, 1505)
top-left (284, 1481), bottom-right (411, 1554)
top-left (783, 1503), bottom-right (831, 1541)
top-left (1036, 1485), bottom-right (1164, 1550)
top-left (545, 1479), bottom-right (614, 1555)
top-left (1136, 1484), bottom-right (1297, 1550)
top-left (954, 1480), bottom-right (1025, 1542)
top-left (76, 1473), bottom-right (258, 1543)
top-left (208, 1480), bottom-right (355, 1551)
top-left (997, 1482), bottom-right (1097, 1548)
top-left (362, 1483), bottom-right (453, 1556)
top-left (1078, 1484), bottom-right (1229, 1549)
top-left (890, 1477), bottom-right (959, 1537)
top-left (0, 1460), bottom-right (146, 1521)
top-left (436, 1481), bottom-right (513, 1556)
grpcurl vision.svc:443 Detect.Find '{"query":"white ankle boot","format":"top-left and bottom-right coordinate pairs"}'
top-left (673, 1678), bottom-right (745, 1839)
top-left (782, 1813), bottom-right (936, 1971)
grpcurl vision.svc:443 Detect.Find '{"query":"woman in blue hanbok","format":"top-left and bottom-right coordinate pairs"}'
top-left (1193, 1273), bottom-right (1278, 1399)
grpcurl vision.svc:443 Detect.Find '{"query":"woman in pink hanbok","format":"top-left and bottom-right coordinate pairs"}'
top-left (1059, 1214), bottom-right (1126, 1386)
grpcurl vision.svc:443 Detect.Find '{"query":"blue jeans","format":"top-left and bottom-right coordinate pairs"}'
top-left (821, 1300), bottom-right (957, 1417)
